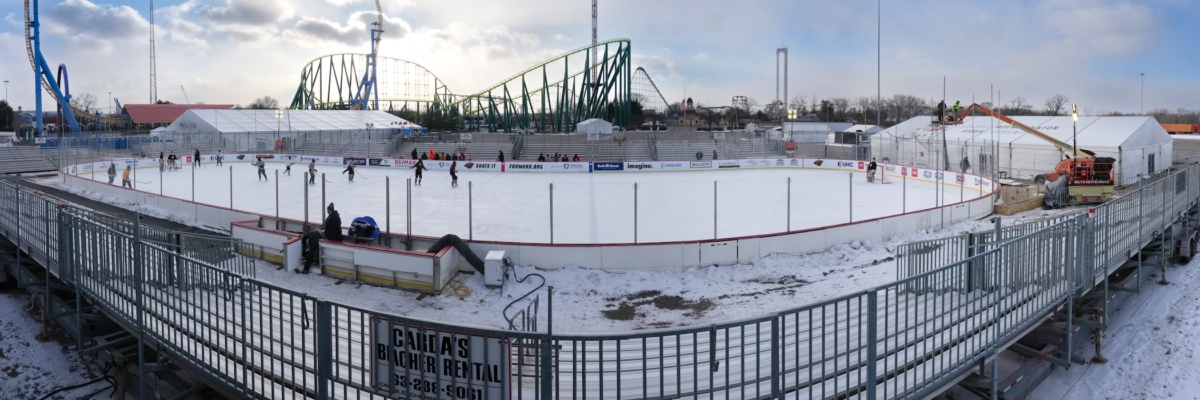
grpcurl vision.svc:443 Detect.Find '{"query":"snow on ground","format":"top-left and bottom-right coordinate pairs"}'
top-left (0, 288), bottom-right (108, 398)
top-left (37, 177), bottom-right (227, 234)
top-left (1029, 258), bottom-right (1200, 400)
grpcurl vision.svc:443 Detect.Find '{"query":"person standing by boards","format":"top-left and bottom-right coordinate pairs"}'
top-left (449, 161), bottom-right (458, 187)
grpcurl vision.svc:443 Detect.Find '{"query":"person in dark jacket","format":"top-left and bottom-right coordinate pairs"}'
top-left (107, 163), bottom-right (117, 184)
top-left (296, 230), bottom-right (323, 274)
top-left (695, 151), bottom-right (703, 160)
top-left (194, 149), bottom-right (202, 167)
top-left (497, 150), bottom-right (505, 163)
top-left (960, 156), bottom-right (971, 173)
top-left (450, 161), bottom-right (458, 187)
top-left (712, 150), bottom-right (718, 160)
top-left (323, 203), bottom-right (343, 241)
top-left (867, 157), bottom-right (878, 183)
top-left (411, 148), bottom-right (418, 160)
top-left (537, 153), bottom-right (546, 162)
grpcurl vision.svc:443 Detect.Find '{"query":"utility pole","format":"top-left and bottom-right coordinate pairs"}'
top-left (777, 47), bottom-right (788, 121)
top-left (149, 0), bottom-right (157, 103)
top-left (591, 0), bottom-right (598, 83)
top-left (1140, 72), bottom-right (1145, 114)
top-left (877, 0), bottom-right (882, 126)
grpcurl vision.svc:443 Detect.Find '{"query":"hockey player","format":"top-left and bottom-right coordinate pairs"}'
top-left (411, 159), bottom-right (427, 185)
top-left (308, 160), bottom-right (318, 185)
top-left (215, 150), bottom-right (223, 166)
top-left (254, 156), bottom-right (268, 181)
top-left (159, 152), bottom-right (165, 172)
top-left (122, 166), bottom-right (132, 188)
top-left (194, 149), bottom-right (202, 167)
top-left (168, 152), bottom-right (178, 170)
top-left (342, 161), bottom-right (356, 182)
top-left (285, 158), bottom-right (294, 175)
top-left (107, 163), bottom-right (117, 184)
top-left (867, 157), bottom-right (878, 183)
top-left (450, 161), bottom-right (458, 187)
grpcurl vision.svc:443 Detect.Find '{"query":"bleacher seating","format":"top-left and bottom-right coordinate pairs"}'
top-left (0, 146), bottom-right (59, 175)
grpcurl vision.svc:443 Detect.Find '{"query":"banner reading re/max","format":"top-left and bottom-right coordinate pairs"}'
top-left (372, 318), bottom-right (510, 400)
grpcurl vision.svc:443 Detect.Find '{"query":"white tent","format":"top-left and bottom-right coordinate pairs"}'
top-left (161, 110), bottom-right (419, 152)
top-left (576, 118), bottom-right (613, 134)
top-left (875, 115), bottom-right (1172, 185)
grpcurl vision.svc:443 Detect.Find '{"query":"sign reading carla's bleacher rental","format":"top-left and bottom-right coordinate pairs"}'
top-left (372, 318), bottom-right (510, 399)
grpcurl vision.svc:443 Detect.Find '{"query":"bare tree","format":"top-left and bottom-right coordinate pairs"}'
top-left (830, 97), bottom-right (850, 120)
top-left (248, 96), bottom-right (280, 110)
top-left (1044, 94), bottom-right (1070, 115)
top-left (788, 95), bottom-right (807, 116)
top-left (1006, 97), bottom-right (1033, 114)
top-left (854, 96), bottom-right (875, 123)
top-left (69, 92), bottom-right (98, 114)
top-left (888, 94), bottom-right (927, 122)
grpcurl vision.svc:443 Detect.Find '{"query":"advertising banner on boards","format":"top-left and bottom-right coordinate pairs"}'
top-left (624, 162), bottom-right (661, 171)
top-left (660, 161), bottom-right (688, 170)
top-left (593, 162), bottom-right (624, 171)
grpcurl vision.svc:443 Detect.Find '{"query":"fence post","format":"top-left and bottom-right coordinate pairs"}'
top-left (540, 286), bottom-right (555, 399)
top-left (275, 170), bottom-right (280, 229)
top-left (133, 213), bottom-right (147, 399)
top-left (634, 183), bottom-right (638, 243)
top-left (549, 183), bottom-right (554, 244)
top-left (786, 177), bottom-right (791, 232)
top-left (407, 178), bottom-right (412, 249)
top-left (191, 161), bottom-right (195, 202)
top-left (304, 172), bottom-right (310, 231)
top-left (469, 181), bottom-right (473, 240)
top-left (867, 291), bottom-right (878, 399)
top-left (386, 176), bottom-right (390, 238)
top-left (903, 170), bottom-right (907, 213)
top-left (322, 173), bottom-right (327, 224)
top-left (315, 300), bottom-right (333, 399)
top-left (714, 181), bottom-right (718, 239)
top-left (849, 172), bottom-right (854, 223)
top-left (229, 165), bottom-right (233, 208)
top-left (770, 316), bottom-right (781, 398)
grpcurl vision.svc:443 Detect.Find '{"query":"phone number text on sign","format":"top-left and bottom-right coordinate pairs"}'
top-left (372, 318), bottom-right (510, 399)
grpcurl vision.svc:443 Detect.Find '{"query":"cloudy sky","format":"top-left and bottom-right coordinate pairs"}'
top-left (1, 0), bottom-right (1197, 114)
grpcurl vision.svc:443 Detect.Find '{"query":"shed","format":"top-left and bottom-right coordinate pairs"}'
top-left (875, 115), bottom-right (1172, 185)
top-left (576, 118), bottom-right (613, 134)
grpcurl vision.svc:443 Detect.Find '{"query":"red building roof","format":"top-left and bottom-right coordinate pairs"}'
top-left (123, 104), bottom-right (235, 124)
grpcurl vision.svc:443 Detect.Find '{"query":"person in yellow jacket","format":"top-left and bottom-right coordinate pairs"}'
top-left (121, 166), bottom-right (133, 188)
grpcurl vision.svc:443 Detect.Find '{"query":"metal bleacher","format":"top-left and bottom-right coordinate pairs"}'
top-left (0, 146), bottom-right (59, 175)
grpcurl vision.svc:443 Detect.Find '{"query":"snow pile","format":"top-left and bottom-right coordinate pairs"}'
top-left (0, 291), bottom-right (105, 398)
top-left (1032, 258), bottom-right (1200, 399)
top-left (36, 178), bottom-right (225, 234)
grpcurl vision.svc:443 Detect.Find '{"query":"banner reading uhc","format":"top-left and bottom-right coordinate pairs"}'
top-left (373, 318), bottom-right (510, 399)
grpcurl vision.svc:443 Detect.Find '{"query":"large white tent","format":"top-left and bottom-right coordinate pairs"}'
top-left (161, 110), bottom-right (420, 152)
top-left (874, 115), bottom-right (1171, 186)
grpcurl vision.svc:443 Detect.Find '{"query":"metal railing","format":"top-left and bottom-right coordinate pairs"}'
top-left (1, 163), bottom-right (1198, 398)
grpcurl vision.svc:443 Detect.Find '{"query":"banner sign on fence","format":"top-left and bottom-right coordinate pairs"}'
top-left (372, 318), bottom-right (510, 400)
top-left (593, 162), bottom-right (624, 171)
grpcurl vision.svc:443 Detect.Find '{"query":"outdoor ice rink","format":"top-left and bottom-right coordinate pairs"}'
top-left (84, 160), bottom-right (982, 244)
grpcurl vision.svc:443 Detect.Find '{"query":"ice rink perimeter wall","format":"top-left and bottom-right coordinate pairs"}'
top-left (60, 155), bottom-right (994, 274)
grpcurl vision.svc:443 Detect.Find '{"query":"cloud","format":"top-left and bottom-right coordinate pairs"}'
top-left (633, 55), bottom-right (682, 82)
top-left (43, 0), bottom-right (149, 42)
top-left (202, 0), bottom-right (294, 27)
top-left (1046, 0), bottom-right (1160, 57)
top-left (693, 53), bottom-right (709, 60)
top-left (284, 11), bottom-right (411, 47)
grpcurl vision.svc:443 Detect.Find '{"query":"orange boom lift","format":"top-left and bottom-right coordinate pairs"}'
top-left (944, 103), bottom-right (1115, 204)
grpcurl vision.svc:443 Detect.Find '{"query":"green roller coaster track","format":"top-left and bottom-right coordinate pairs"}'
top-left (290, 39), bottom-right (632, 133)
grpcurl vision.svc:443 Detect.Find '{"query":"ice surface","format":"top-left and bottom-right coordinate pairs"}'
top-left (71, 160), bottom-right (983, 244)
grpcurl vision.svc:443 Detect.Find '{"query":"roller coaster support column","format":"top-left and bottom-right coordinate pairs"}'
top-left (29, 0), bottom-right (80, 135)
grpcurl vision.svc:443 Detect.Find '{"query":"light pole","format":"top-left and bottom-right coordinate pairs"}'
top-left (275, 109), bottom-right (283, 152)
top-left (1071, 103), bottom-right (1079, 159)
top-left (3, 80), bottom-right (8, 105)
top-left (1140, 73), bottom-right (1145, 114)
